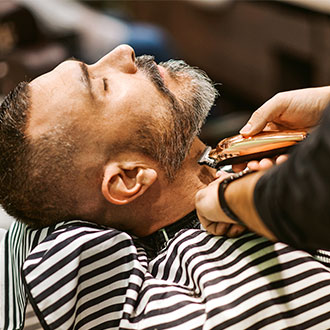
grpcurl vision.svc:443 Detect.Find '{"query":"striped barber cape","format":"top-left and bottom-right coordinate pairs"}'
top-left (1, 219), bottom-right (330, 330)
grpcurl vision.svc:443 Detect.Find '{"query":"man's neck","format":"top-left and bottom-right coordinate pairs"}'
top-left (132, 139), bottom-right (217, 236)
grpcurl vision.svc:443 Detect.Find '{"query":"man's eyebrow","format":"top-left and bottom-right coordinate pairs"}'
top-left (65, 57), bottom-right (94, 99)
top-left (79, 62), bottom-right (93, 95)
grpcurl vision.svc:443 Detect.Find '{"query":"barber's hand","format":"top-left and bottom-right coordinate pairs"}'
top-left (240, 87), bottom-right (330, 137)
top-left (232, 154), bottom-right (288, 172)
top-left (195, 172), bottom-right (246, 238)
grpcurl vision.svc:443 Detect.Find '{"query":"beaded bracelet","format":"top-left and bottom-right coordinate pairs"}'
top-left (218, 169), bottom-right (254, 226)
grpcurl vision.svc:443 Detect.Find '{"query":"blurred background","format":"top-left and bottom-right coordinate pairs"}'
top-left (0, 0), bottom-right (329, 228)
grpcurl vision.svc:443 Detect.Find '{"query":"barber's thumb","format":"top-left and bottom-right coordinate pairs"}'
top-left (239, 123), bottom-right (253, 135)
top-left (240, 111), bottom-right (267, 136)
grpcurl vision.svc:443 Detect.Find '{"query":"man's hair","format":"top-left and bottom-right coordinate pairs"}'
top-left (0, 82), bottom-right (80, 227)
top-left (0, 82), bottom-right (178, 229)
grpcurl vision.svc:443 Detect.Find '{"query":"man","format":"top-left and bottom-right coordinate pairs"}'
top-left (1, 45), bottom-right (330, 330)
top-left (0, 44), bottom-right (223, 236)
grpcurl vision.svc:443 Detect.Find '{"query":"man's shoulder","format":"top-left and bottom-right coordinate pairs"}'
top-left (23, 220), bottom-right (136, 270)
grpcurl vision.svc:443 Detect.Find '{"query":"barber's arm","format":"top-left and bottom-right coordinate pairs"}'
top-left (196, 86), bottom-right (330, 249)
top-left (196, 106), bottom-right (330, 250)
top-left (197, 112), bottom-right (330, 250)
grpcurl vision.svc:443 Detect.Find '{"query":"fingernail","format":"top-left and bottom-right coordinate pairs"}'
top-left (240, 123), bottom-right (251, 134)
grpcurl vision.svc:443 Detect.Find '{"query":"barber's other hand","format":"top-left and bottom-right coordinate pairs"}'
top-left (195, 172), bottom-right (246, 238)
top-left (240, 86), bottom-right (330, 137)
top-left (232, 154), bottom-right (288, 172)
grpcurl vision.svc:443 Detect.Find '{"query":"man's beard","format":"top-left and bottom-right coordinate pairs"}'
top-left (134, 55), bottom-right (218, 181)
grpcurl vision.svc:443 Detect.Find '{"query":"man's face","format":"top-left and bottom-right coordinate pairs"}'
top-left (27, 45), bottom-right (216, 179)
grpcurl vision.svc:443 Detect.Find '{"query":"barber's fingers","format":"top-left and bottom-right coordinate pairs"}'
top-left (232, 163), bottom-right (247, 173)
top-left (246, 154), bottom-right (289, 171)
top-left (204, 221), bottom-right (232, 236)
top-left (233, 159), bottom-right (275, 173)
top-left (200, 217), bottom-right (246, 238)
top-left (276, 154), bottom-right (289, 165)
top-left (240, 94), bottom-right (285, 137)
top-left (226, 224), bottom-right (246, 238)
top-left (247, 158), bottom-right (274, 171)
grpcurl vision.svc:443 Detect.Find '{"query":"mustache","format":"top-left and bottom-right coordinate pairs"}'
top-left (135, 55), bottom-right (182, 116)
top-left (135, 55), bottom-right (168, 94)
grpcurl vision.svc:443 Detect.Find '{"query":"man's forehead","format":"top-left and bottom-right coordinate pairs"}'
top-left (30, 60), bottom-right (80, 90)
top-left (27, 61), bottom-right (89, 139)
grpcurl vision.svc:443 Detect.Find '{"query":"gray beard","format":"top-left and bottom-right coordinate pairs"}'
top-left (135, 56), bottom-right (219, 180)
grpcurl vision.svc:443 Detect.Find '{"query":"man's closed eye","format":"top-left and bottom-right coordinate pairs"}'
top-left (103, 78), bottom-right (108, 91)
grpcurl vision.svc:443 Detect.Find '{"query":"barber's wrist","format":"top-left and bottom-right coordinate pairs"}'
top-left (225, 170), bottom-right (264, 225)
top-left (225, 170), bottom-right (276, 240)
top-left (218, 169), bottom-right (255, 226)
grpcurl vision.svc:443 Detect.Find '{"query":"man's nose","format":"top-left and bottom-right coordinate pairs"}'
top-left (94, 44), bottom-right (137, 73)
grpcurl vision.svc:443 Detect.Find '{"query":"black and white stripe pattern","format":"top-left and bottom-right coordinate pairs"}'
top-left (0, 221), bottom-right (64, 330)
top-left (19, 220), bottom-right (330, 330)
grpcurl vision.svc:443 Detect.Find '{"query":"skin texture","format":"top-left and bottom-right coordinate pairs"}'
top-left (195, 86), bottom-right (330, 239)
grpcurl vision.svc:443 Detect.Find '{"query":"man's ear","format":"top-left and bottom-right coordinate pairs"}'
top-left (101, 162), bottom-right (157, 205)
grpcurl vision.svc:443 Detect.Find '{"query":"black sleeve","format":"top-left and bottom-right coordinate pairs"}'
top-left (254, 104), bottom-right (330, 251)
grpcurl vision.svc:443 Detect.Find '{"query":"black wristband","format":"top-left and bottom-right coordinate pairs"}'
top-left (218, 169), bottom-right (254, 226)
